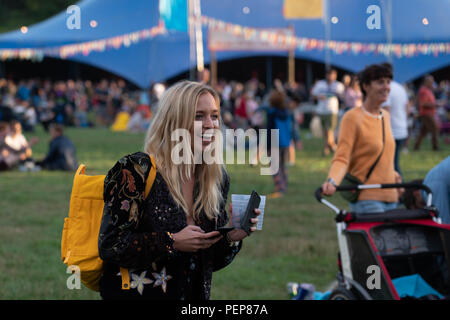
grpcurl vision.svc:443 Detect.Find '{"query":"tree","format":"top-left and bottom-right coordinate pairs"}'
top-left (0, 0), bottom-right (75, 33)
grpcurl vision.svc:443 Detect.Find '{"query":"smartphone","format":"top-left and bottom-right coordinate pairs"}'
top-left (240, 190), bottom-right (261, 235)
top-left (216, 226), bottom-right (235, 235)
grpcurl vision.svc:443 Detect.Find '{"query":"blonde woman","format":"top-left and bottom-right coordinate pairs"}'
top-left (98, 81), bottom-right (260, 300)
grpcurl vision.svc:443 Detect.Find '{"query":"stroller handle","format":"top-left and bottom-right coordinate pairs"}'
top-left (315, 182), bottom-right (433, 212)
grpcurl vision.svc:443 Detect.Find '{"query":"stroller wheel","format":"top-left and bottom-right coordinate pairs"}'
top-left (329, 287), bottom-right (358, 300)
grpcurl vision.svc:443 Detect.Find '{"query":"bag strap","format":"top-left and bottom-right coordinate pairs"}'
top-left (364, 113), bottom-right (385, 182)
top-left (121, 154), bottom-right (157, 290)
top-left (144, 155), bottom-right (156, 199)
top-left (120, 267), bottom-right (131, 290)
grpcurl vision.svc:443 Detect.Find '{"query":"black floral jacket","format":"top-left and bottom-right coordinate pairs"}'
top-left (98, 152), bottom-right (241, 300)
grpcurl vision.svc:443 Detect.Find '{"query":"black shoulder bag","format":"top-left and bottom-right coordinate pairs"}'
top-left (340, 114), bottom-right (385, 203)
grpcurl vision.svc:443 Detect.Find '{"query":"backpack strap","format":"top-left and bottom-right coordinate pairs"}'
top-left (120, 267), bottom-right (131, 290)
top-left (120, 154), bottom-right (157, 290)
top-left (144, 155), bottom-right (157, 199)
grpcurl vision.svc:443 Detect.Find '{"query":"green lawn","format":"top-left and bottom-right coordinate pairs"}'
top-left (0, 125), bottom-right (448, 300)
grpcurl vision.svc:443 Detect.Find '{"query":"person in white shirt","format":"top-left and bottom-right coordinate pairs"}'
top-left (311, 69), bottom-right (344, 155)
top-left (5, 121), bottom-right (30, 153)
top-left (3, 120), bottom-right (38, 169)
top-left (381, 63), bottom-right (409, 177)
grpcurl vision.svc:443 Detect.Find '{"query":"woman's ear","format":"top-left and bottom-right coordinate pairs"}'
top-left (361, 82), bottom-right (368, 94)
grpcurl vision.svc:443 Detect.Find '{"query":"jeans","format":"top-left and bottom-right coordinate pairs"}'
top-left (394, 138), bottom-right (407, 177)
top-left (349, 200), bottom-right (398, 213)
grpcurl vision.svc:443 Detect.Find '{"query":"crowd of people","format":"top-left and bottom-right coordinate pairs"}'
top-left (0, 77), bottom-right (159, 171)
top-left (0, 78), bottom-right (159, 132)
top-left (0, 70), bottom-right (448, 195)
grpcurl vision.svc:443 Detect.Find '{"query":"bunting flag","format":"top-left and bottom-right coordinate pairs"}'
top-left (283, 0), bottom-right (323, 19)
top-left (209, 27), bottom-right (295, 52)
top-left (0, 48), bottom-right (44, 61)
top-left (159, 0), bottom-right (188, 32)
top-left (202, 16), bottom-right (450, 58)
top-left (0, 23), bottom-right (166, 61)
top-left (1, 15), bottom-right (449, 62)
top-left (57, 23), bottom-right (166, 58)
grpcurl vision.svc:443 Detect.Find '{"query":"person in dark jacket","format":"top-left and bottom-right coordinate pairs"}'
top-left (265, 89), bottom-right (292, 199)
top-left (98, 81), bottom-right (260, 300)
top-left (37, 123), bottom-right (78, 171)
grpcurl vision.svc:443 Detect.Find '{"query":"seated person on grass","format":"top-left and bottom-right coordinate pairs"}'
top-left (37, 123), bottom-right (78, 171)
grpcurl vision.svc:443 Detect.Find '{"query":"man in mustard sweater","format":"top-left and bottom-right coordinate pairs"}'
top-left (321, 64), bottom-right (402, 213)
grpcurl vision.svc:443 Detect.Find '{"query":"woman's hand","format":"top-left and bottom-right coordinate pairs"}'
top-left (394, 171), bottom-right (404, 197)
top-left (172, 225), bottom-right (222, 252)
top-left (227, 208), bottom-right (261, 242)
top-left (321, 181), bottom-right (336, 196)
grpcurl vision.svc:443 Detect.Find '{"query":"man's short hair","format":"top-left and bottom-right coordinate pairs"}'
top-left (49, 123), bottom-right (64, 135)
top-left (401, 179), bottom-right (424, 209)
top-left (423, 74), bottom-right (434, 84)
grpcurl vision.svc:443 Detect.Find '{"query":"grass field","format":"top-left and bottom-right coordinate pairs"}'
top-left (0, 125), bottom-right (448, 300)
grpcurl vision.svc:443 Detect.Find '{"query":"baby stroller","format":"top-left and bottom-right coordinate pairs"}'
top-left (315, 182), bottom-right (450, 300)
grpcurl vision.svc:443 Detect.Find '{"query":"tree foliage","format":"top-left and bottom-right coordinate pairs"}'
top-left (0, 0), bottom-right (75, 33)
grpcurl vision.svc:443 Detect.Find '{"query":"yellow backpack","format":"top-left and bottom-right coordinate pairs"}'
top-left (61, 155), bottom-right (156, 291)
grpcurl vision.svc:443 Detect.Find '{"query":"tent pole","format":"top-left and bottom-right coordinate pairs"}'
top-left (193, 0), bottom-right (204, 75)
top-left (266, 56), bottom-right (272, 90)
top-left (211, 50), bottom-right (217, 88)
top-left (306, 61), bottom-right (313, 93)
top-left (288, 49), bottom-right (295, 86)
top-left (323, 0), bottom-right (331, 72)
top-left (188, 0), bottom-right (196, 80)
top-left (288, 24), bottom-right (295, 86)
top-left (382, 0), bottom-right (393, 64)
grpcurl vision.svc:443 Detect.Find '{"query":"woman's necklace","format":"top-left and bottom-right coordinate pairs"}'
top-left (361, 104), bottom-right (383, 119)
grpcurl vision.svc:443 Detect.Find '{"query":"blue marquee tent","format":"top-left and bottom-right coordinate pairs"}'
top-left (0, 0), bottom-right (449, 88)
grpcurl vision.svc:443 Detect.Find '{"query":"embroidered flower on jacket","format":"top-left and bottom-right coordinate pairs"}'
top-left (130, 271), bottom-right (154, 295)
top-left (140, 162), bottom-right (148, 176)
top-left (107, 196), bottom-right (114, 207)
top-left (129, 201), bottom-right (139, 222)
top-left (120, 200), bottom-right (130, 211)
top-left (121, 169), bottom-right (136, 192)
top-left (133, 162), bottom-right (146, 182)
top-left (152, 267), bottom-right (172, 293)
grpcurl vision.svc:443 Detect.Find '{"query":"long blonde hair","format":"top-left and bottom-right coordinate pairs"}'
top-left (144, 81), bottom-right (224, 221)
